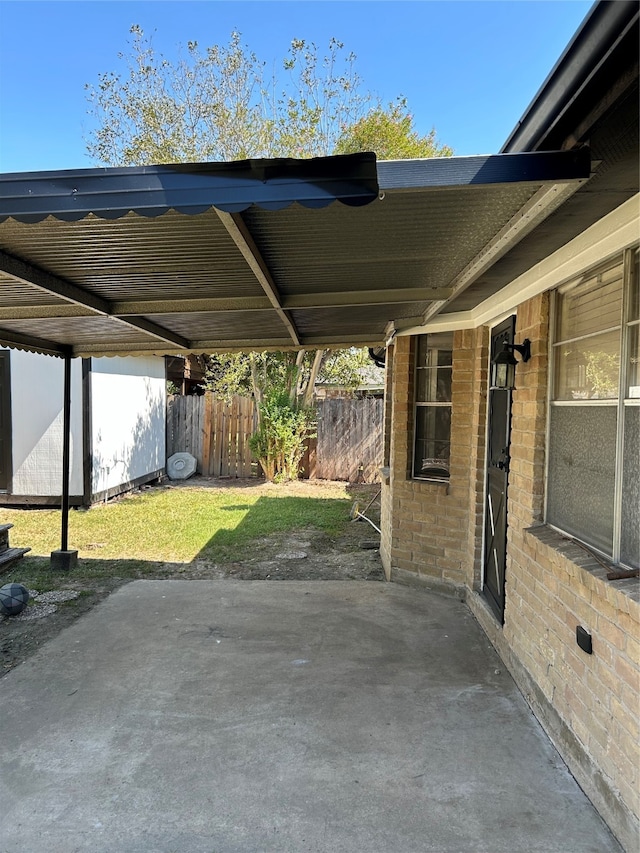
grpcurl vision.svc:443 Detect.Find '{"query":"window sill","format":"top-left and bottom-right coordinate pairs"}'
top-left (411, 476), bottom-right (450, 491)
top-left (525, 525), bottom-right (640, 605)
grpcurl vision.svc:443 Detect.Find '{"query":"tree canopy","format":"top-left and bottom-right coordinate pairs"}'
top-left (204, 348), bottom-right (373, 407)
top-left (86, 26), bottom-right (452, 164)
top-left (85, 27), bottom-right (449, 478)
top-left (335, 99), bottom-right (453, 159)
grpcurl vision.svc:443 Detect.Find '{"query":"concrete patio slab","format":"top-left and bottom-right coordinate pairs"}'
top-left (0, 581), bottom-right (622, 852)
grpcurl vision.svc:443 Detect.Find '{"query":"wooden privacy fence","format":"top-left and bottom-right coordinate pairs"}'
top-left (167, 394), bottom-right (384, 482)
top-left (311, 397), bottom-right (383, 482)
top-left (167, 394), bottom-right (257, 478)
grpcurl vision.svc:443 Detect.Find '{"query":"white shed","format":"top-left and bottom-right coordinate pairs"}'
top-left (0, 350), bottom-right (166, 506)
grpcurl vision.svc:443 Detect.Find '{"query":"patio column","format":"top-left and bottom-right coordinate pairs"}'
top-left (50, 352), bottom-right (78, 571)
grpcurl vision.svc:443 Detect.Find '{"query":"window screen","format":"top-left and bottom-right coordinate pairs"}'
top-left (548, 252), bottom-right (638, 569)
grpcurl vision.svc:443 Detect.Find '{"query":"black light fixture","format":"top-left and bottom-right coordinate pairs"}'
top-left (491, 339), bottom-right (531, 390)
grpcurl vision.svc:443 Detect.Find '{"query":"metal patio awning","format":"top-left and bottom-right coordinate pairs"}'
top-left (0, 149), bottom-right (592, 358)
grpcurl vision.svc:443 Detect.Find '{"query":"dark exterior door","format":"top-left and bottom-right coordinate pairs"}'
top-left (483, 317), bottom-right (515, 623)
top-left (0, 352), bottom-right (12, 492)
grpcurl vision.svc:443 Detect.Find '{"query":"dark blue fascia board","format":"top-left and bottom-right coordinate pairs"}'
top-left (0, 149), bottom-right (592, 224)
top-left (378, 148), bottom-right (591, 190)
top-left (0, 152), bottom-right (379, 223)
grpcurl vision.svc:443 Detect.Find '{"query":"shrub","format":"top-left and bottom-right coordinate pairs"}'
top-left (249, 391), bottom-right (316, 482)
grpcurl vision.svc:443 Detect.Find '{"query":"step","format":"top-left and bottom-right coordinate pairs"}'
top-left (0, 547), bottom-right (31, 574)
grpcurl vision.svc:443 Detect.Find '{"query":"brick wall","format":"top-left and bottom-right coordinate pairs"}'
top-left (508, 526), bottom-right (640, 841)
top-left (381, 295), bottom-right (639, 847)
top-left (381, 330), bottom-right (487, 592)
top-left (464, 326), bottom-right (489, 590)
top-left (380, 343), bottom-right (394, 580)
top-left (497, 293), bottom-right (640, 848)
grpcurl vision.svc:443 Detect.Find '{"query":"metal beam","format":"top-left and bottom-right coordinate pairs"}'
top-left (0, 153), bottom-right (379, 222)
top-left (75, 338), bottom-right (297, 355)
top-left (0, 305), bottom-right (95, 321)
top-left (282, 288), bottom-right (453, 309)
top-left (300, 335), bottom-right (384, 347)
top-left (118, 316), bottom-right (190, 349)
top-left (111, 296), bottom-right (273, 315)
top-left (0, 327), bottom-right (69, 357)
top-left (73, 333), bottom-right (384, 356)
top-left (0, 251), bottom-right (110, 314)
top-left (60, 353), bottom-right (72, 552)
top-left (386, 316), bottom-right (427, 333)
top-left (378, 148), bottom-right (592, 191)
top-left (101, 287), bottom-right (453, 317)
top-left (189, 333), bottom-right (385, 349)
top-left (215, 210), bottom-right (300, 346)
top-left (0, 250), bottom-right (191, 350)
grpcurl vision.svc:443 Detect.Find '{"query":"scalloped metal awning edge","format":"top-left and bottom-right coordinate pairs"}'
top-left (0, 149), bottom-right (592, 358)
top-left (0, 153), bottom-right (380, 223)
top-left (0, 150), bottom-right (591, 223)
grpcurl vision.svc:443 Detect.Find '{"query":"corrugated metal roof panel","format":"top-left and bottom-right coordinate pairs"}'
top-left (244, 184), bottom-right (543, 296)
top-left (146, 310), bottom-right (286, 340)
top-left (0, 151), bottom-right (592, 356)
top-left (0, 276), bottom-right (69, 306)
top-left (291, 304), bottom-right (426, 337)
top-left (0, 211), bottom-right (266, 299)
top-left (3, 316), bottom-right (150, 346)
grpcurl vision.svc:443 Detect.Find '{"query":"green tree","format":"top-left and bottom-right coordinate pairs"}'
top-left (335, 99), bottom-right (453, 159)
top-left (86, 27), bottom-right (453, 164)
top-left (249, 390), bottom-right (316, 483)
top-left (204, 348), bottom-right (371, 408)
top-left (86, 28), bottom-right (372, 164)
top-left (86, 27), bottom-right (449, 479)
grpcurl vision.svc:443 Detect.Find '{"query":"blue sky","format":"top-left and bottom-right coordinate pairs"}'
top-left (0, 0), bottom-right (593, 173)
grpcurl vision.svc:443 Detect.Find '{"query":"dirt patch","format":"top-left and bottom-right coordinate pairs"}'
top-left (1, 479), bottom-right (383, 676)
top-left (0, 580), bottom-right (123, 676)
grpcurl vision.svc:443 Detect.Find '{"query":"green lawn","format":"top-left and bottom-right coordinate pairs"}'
top-left (0, 482), bottom-right (377, 669)
top-left (2, 483), bottom-right (354, 564)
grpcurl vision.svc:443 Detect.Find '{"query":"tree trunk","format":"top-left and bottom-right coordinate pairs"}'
top-left (290, 350), bottom-right (306, 404)
top-left (302, 349), bottom-right (326, 408)
top-left (249, 353), bottom-right (263, 424)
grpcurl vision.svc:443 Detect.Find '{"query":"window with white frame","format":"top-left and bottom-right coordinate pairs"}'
top-left (413, 333), bottom-right (453, 480)
top-left (547, 249), bottom-right (639, 569)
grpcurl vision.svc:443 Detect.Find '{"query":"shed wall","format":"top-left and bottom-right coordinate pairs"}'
top-left (9, 350), bottom-right (83, 497)
top-left (90, 356), bottom-right (166, 497)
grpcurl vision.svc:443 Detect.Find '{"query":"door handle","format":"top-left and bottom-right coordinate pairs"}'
top-left (492, 452), bottom-right (509, 471)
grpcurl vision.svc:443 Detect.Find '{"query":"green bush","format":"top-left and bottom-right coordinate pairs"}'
top-left (249, 391), bottom-right (316, 482)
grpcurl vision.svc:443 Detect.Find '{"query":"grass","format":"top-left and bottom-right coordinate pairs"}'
top-left (0, 481), bottom-right (358, 591)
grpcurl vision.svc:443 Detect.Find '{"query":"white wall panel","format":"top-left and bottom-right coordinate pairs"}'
top-left (90, 356), bottom-right (166, 495)
top-left (10, 351), bottom-right (83, 496)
